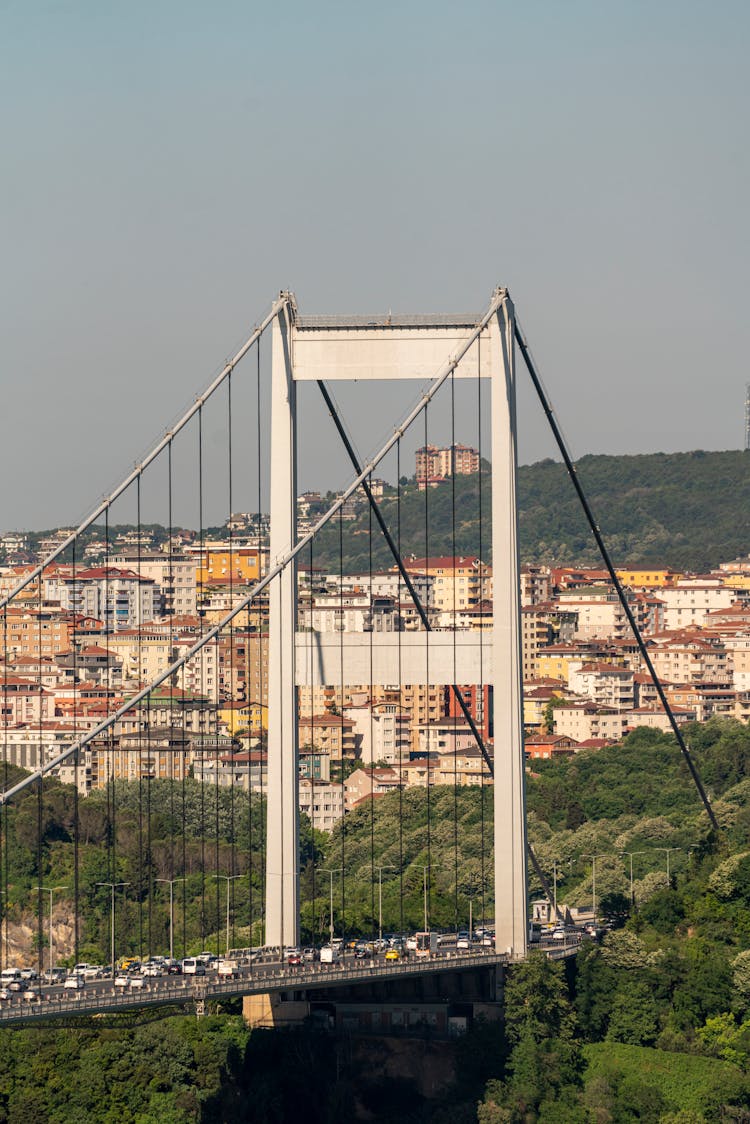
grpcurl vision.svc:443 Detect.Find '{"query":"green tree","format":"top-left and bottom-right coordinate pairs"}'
top-left (606, 978), bottom-right (660, 1046)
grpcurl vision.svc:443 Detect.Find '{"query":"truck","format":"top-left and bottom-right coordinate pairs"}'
top-left (414, 932), bottom-right (439, 958)
top-left (217, 958), bottom-right (240, 978)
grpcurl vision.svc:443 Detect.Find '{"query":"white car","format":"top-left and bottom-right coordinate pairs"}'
top-left (64, 974), bottom-right (85, 990)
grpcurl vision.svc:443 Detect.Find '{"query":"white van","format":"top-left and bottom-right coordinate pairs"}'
top-left (0, 968), bottom-right (21, 983)
top-left (182, 958), bottom-right (206, 976)
top-left (319, 945), bottom-right (341, 964)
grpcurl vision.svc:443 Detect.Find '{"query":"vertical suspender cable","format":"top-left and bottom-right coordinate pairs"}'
top-left (308, 537), bottom-right (316, 944)
top-left (226, 370), bottom-right (236, 945)
top-left (256, 337), bottom-right (266, 943)
top-left (71, 541), bottom-right (79, 963)
top-left (368, 481), bottom-right (376, 940)
top-left (1, 607), bottom-right (7, 973)
top-left (423, 411), bottom-right (431, 932)
top-left (167, 440), bottom-right (175, 890)
top-left (477, 334), bottom-right (487, 930)
top-left (198, 405), bottom-right (206, 942)
top-left (136, 476), bottom-right (144, 957)
top-left (214, 628), bottom-right (221, 956)
top-left (451, 369), bottom-right (459, 934)
top-left (338, 508), bottom-right (345, 944)
top-left (396, 442), bottom-right (405, 939)
top-left (36, 561), bottom-right (44, 977)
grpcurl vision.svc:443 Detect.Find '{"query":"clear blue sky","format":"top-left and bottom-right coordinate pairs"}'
top-left (2, 0), bottom-right (749, 529)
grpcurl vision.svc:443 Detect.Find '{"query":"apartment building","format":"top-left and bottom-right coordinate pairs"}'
top-left (568, 663), bottom-right (635, 710)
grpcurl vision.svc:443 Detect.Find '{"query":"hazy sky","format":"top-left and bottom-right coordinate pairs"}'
top-left (2, 0), bottom-right (749, 531)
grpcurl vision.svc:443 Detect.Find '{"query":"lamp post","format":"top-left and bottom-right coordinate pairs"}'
top-left (619, 851), bottom-right (648, 906)
top-left (581, 855), bottom-right (608, 923)
top-left (96, 882), bottom-right (129, 977)
top-left (655, 847), bottom-right (681, 886)
top-left (156, 877), bottom-right (185, 961)
top-left (40, 885), bottom-right (68, 974)
top-left (422, 866), bottom-right (430, 934)
top-left (374, 866), bottom-right (396, 945)
top-left (320, 868), bottom-right (342, 946)
top-left (213, 875), bottom-right (243, 956)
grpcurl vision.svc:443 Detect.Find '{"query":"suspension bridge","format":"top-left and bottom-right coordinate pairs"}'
top-left (0, 287), bottom-right (714, 1026)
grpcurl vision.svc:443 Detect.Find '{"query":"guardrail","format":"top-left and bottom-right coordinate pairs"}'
top-left (0, 949), bottom-right (507, 1026)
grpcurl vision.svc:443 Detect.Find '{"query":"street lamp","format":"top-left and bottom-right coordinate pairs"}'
top-left (156, 877), bottom-right (185, 961)
top-left (40, 885), bottom-right (68, 974)
top-left (619, 851), bottom-right (648, 906)
top-left (374, 866), bottom-right (396, 945)
top-left (655, 847), bottom-right (681, 886)
top-left (320, 868), bottom-right (342, 947)
top-left (213, 875), bottom-right (243, 956)
top-left (580, 855), bottom-right (608, 923)
top-left (422, 866), bottom-right (430, 934)
top-left (96, 882), bottom-right (129, 977)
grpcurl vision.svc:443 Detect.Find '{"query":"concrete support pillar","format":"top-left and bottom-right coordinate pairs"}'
top-left (265, 299), bottom-right (300, 949)
top-left (490, 295), bottom-right (528, 958)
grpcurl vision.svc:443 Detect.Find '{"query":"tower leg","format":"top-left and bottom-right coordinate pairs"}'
top-left (491, 295), bottom-right (527, 958)
top-left (265, 300), bottom-right (300, 949)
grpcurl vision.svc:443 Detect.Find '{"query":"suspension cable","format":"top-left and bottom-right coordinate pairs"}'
top-left (0, 303), bottom-right (286, 615)
top-left (0, 294), bottom-right (506, 809)
top-left (514, 317), bottom-right (719, 833)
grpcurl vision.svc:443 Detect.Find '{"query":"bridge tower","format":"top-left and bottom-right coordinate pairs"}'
top-left (265, 288), bottom-right (528, 958)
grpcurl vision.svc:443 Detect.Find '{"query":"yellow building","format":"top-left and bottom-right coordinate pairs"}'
top-left (720, 574), bottom-right (750, 590)
top-left (536, 651), bottom-right (576, 683)
top-left (195, 546), bottom-right (263, 588)
top-left (219, 700), bottom-right (265, 736)
top-left (615, 569), bottom-right (681, 588)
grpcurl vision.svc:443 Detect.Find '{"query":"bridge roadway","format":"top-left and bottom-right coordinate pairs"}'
top-left (0, 937), bottom-right (580, 1027)
top-left (0, 948), bottom-right (508, 1026)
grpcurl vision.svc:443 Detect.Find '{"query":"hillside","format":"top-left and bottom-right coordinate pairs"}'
top-left (308, 449), bottom-right (750, 573)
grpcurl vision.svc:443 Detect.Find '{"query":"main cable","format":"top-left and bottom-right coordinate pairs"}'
top-left (514, 316), bottom-right (719, 833)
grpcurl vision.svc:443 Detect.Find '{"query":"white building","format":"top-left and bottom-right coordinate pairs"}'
top-left (45, 567), bottom-right (160, 631)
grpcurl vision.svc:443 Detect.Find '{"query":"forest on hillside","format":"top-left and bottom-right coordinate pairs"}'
top-left (6, 721), bottom-right (750, 1119)
top-left (306, 449), bottom-right (750, 573)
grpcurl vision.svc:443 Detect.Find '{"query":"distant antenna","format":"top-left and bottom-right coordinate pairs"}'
top-left (746, 383), bottom-right (750, 451)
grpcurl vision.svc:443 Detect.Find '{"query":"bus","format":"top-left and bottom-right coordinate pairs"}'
top-left (414, 932), bottom-right (439, 958)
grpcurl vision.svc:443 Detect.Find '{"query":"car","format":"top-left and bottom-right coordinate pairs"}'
top-left (8, 979), bottom-right (25, 992)
top-left (287, 951), bottom-right (302, 966)
top-left (114, 974), bottom-right (130, 988)
top-left (20, 967), bottom-right (38, 981)
top-left (22, 988), bottom-right (40, 1003)
top-left (301, 947), bottom-right (318, 963)
top-left (42, 967), bottom-right (67, 985)
top-left (0, 987), bottom-right (12, 1000)
top-left (166, 960), bottom-right (183, 975)
top-left (354, 947), bottom-right (369, 960)
top-left (128, 975), bottom-right (145, 989)
top-left (384, 948), bottom-right (400, 962)
top-left (64, 974), bottom-right (85, 990)
top-left (141, 962), bottom-right (162, 977)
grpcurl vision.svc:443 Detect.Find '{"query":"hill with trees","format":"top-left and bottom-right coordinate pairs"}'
top-left (308, 449), bottom-right (750, 573)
